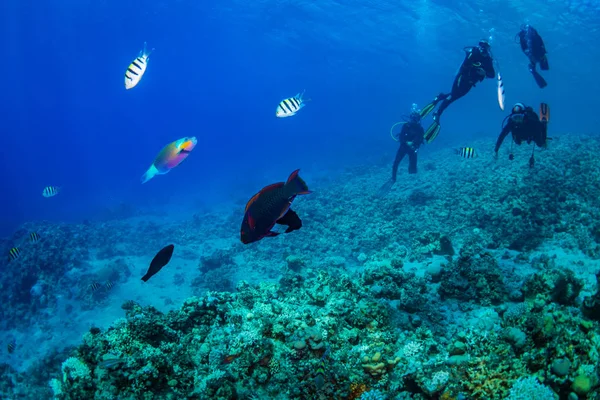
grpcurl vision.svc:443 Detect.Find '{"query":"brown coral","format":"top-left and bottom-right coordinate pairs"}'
top-left (348, 382), bottom-right (369, 400)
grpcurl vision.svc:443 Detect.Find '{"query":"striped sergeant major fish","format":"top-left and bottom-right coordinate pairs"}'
top-left (276, 90), bottom-right (307, 118)
top-left (42, 186), bottom-right (60, 198)
top-left (8, 247), bottom-right (20, 261)
top-left (7, 339), bottom-right (16, 354)
top-left (455, 147), bottom-right (477, 159)
top-left (125, 42), bottom-right (154, 90)
top-left (30, 232), bottom-right (41, 243)
top-left (314, 346), bottom-right (330, 390)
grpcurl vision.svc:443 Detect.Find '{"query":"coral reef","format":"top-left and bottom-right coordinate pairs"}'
top-left (2, 136), bottom-right (600, 398)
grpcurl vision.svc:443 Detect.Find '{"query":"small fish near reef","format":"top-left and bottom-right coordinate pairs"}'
top-left (42, 186), bottom-right (60, 198)
top-left (125, 42), bottom-right (154, 90)
top-left (8, 247), bottom-right (20, 261)
top-left (141, 137), bottom-right (197, 184)
top-left (221, 354), bottom-right (241, 365)
top-left (314, 346), bottom-right (330, 390)
top-left (29, 232), bottom-right (41, 243)
top-left (276, 90), bottom-right (307, 118)
top-left (98, 357), bottom-right (126, 369)
top-left (455, 147), bottom-right (477, 159)
top-left (142, 244), bottom-right (174, 282)
top-left (241, 169), bottom-right (311, 244)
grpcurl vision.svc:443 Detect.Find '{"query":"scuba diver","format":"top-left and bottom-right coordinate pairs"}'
top-left (377, 104), bottom-right (425, 197)
top-left (517, 24), bottom-right (549, 88)
top-left (494, 102), bottom-right (550, 168)
top-left (420, 40), bottom-right (496, 143)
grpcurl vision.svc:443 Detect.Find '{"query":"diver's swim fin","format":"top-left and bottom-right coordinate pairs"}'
top-left (539, 103), bottom-right (550, 123)
top-left (531, 70), bottom-right (547, 88)
top-left (424, 122), bottom-right (441, 144)
top-left (420, 102), bottom-right (437, 118)
top-left (376, 179), bottom-right (395, 198)
top-left (539, 56), bottom-right (549, 71)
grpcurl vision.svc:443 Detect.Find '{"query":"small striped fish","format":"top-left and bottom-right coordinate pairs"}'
top-left (98, 357), bottom-right (126, 369)
top-left (30, 232), bottom-right (41, 243)
top-left (105, 281), bottom-right (114, 290)
top-left (90, 282), bottom-right (101, 292)
top-left (456, 147), bottom-right (477, 158)
top-left (275, 91), bottom-right (306, 118)
top-left (497, 73), bottom-right (505, 111)
top-left (8, 247), bottom-right (20, 261)
top-left (125, 42), bottom-right (153, 90)
top-left (42, 186), bottom-right (59, 197)
top-left (7, 339), bottom-right (15, 354)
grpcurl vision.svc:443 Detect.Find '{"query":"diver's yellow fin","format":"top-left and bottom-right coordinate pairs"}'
top-left (424, 122), bottom-right (441, 144)
top-left (420, 102), bottom-right (436, 118)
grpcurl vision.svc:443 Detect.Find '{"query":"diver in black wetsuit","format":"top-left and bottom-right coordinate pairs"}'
top-left (517, 24), bottom-right (549, 88)
top-left (494, 102), bottom-right (550, 168)
top-left (420, 40), bottom-right (496, 143)
top-left (377, 105), bottom-right (425, 197)
top-left (392, 108), bottom-right (425, 180)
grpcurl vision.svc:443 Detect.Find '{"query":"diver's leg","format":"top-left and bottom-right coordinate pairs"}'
top-left (420, 93), bottom-right (449, 118)
top-left (530, 66), bottom-right (548, 88)
top-left (392, 146), bottom-right (408, 181)
top-left (434, 76), bottom-right (470, 122)
top-left (408, 150), bottom-right (418, 174)
top-left (540, 55), bottom-right (549, 70)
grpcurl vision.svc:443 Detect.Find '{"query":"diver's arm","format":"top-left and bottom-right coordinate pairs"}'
top-left (494, 123), bottom-right (511, 153)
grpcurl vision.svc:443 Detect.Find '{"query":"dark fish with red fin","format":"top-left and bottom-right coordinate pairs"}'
top-left (241, 169), bottom-right (311, 244)
top-left (142, 244), bottom-right (174, 282)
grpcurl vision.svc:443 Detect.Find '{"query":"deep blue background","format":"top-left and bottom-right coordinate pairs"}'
top-left (2, 0), bottom-right (599, 235)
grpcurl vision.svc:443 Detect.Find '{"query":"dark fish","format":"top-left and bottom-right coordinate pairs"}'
top-left (8, 247), bottom-right (20, 261)
top-left (314, 346), bottom-right (330, 390)
top-left (105, 281), bottom-right (114, 290)
top-left (455, 147), bottom-right (477, 158)
top-left (7, 339), bottom-right (15, 354)
top-left (90, 282), bottom-right (101, 292)
top-left (221, 354), bottom-right (240, 364)
top-left (142, 244), bottom-right (174, 282)
top-left (98, 357), bottom-right (126, 369)
top-left (30, 232), bottom-right (41, 243)
top-left (240, 169), bottom-right (311, 244)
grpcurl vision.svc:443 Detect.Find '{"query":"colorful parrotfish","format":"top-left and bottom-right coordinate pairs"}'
top-left (141, 137), bottom-right (197, 184)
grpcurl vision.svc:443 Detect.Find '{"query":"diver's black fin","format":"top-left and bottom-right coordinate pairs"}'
top-left (424, 122), bottom-right (441, 144)
top-left (531, 70), bottom-right (547, 88)
top-left (376, 179), bottom-right (395, 198)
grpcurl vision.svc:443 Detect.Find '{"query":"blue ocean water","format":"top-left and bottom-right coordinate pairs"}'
top-left (3, 0), bottom-right (598, 234)
top-left (3, 1), bottom-right (600, 398)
